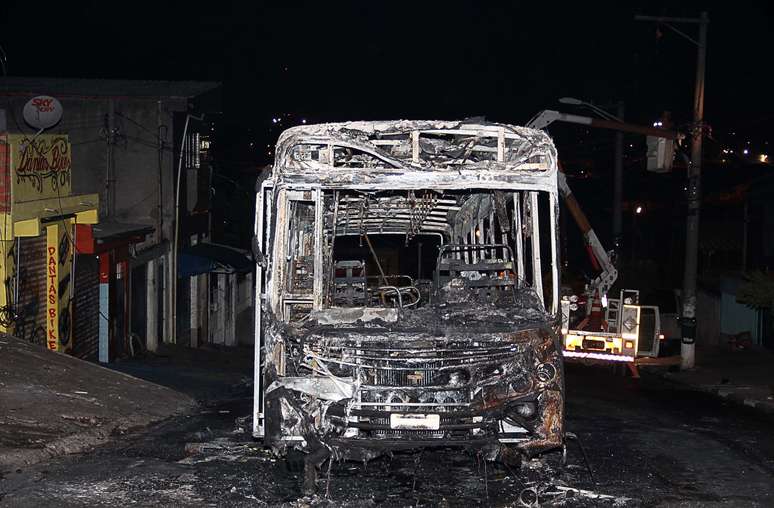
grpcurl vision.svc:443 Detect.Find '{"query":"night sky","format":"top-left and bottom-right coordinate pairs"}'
top-left (2, 3), bottom-right (771, 143)
top-left (2, 2), bottom-right (773, 270)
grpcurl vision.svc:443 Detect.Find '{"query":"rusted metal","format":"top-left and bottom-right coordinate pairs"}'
top-left (253, 120), bottom-right (565, 484)
top-left (517, 388), bottom-right (564, 457)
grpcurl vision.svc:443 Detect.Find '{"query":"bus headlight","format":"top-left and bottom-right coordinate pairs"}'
top-left (536, 362), bottom-right (557, 383)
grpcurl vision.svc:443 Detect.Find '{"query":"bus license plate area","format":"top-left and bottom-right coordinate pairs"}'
top-left (389, 413), bottom-right (440, 430)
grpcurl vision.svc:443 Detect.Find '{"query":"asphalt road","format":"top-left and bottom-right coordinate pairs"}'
top-left (1, 364), bottom-right (773, 507)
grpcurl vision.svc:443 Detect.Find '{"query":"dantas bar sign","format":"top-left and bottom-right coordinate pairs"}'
top-left (4, 134), bottom-right (72, 204)
top-left (46, 219), bottom-right (73, 353)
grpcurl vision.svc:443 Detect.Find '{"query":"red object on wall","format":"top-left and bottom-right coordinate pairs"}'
top-left (98, 253), bottom-right (111, 284)
top-left (75, 224), bottom-right (95, 254)
top-left (75, 224), bottom-right (146, 257)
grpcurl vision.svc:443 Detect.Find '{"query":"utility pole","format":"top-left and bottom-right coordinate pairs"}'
top-left (635, 12), bottom-right (709, 369)
top-left (613, 101), bottom-right (625, 255)
top-left (105, 99), bottom-right (116, 218)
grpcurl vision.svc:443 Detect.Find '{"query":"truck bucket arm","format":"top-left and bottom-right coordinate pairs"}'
top-left (557, 171), bottom-right (618, 298)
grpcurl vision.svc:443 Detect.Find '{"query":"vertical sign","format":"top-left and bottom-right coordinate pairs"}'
top-left (46, 219), bottom-right (73, 352)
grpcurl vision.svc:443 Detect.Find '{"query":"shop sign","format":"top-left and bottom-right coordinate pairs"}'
top-left (46, 219), bottom-right (73, 352)
top-left (7, 134), bottom-right (72, 203)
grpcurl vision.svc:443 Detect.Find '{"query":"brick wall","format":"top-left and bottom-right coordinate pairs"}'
top-left (73, 254), bottom-right (99, 359)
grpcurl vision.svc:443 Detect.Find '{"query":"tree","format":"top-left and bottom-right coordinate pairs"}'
top-left (737, 271), bottom-right (774, 309)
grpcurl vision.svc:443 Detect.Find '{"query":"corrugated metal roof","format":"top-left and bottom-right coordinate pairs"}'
top-left (92, 221), bottom-right (154, 241)
top-left (0, 77), bottom-right (219, 99)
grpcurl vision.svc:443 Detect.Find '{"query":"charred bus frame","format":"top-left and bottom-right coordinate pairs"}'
top-left (253, 120), bottom-right (564, 484)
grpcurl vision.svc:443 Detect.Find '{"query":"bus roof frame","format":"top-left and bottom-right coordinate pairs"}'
top-left (269, 120), bottom-right (559, 194)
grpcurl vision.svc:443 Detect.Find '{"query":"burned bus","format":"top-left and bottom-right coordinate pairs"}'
top-left (253, 120), bottom-right (563, 487)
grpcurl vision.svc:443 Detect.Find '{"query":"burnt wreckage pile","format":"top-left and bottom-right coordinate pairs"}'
top-left (254, 120), bottom-right (564, 486)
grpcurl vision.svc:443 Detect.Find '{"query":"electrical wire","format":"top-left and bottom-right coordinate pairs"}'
top-left (70, 137), bottom-right (106, 146)
top-left (24, 109), bottom-right (178, 339)
top-left (0, 65), bottom-right (118, 334)
top-left (115, 189), bottom-right (158, 212)
top-left (114, 111), bottom-right (167, 138)
top-left (0, 87), bottom-right (214, 346)
top-left (0, 47), bottom-right (19, 327)
top-left (4, 131), bottom-right (110, 333)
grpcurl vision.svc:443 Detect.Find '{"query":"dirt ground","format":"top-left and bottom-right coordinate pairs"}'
top-left (0, 335), bottom-right (194, 471)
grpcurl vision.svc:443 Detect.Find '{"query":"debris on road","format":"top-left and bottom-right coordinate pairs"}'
top-left (519, 481), bottom-right (634, 507)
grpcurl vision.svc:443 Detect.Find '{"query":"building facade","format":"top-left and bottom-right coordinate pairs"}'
top-left (0, 77), bottom-right (222, 360)
top-left (0, 133), bottom-right (98, 352)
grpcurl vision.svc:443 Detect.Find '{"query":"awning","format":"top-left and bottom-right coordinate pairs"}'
top-left (75, 221), bottom-right (154, 254)
top-left (179, 242), bottom-right (252, 277)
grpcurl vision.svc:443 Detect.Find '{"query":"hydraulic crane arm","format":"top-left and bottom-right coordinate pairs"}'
top-left (525, 109), bottom-right (664, 356)
top-left (557, 171), bottom-right (618, 298)
top-left (526, 110), bottom-right (680, 139)
top-left (526, 110), bottom-right (621, 298)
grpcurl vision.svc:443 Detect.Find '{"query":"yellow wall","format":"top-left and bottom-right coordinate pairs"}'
top-left (0, 238), bottom-right (14, 333)
top-left (0, 133), bottom-right (93, 345)
top-left (7, 134), bottom-right (72, 204)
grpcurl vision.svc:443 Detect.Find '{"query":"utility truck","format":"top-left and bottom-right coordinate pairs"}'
top-left (525, 112), bottom-right (666, 365)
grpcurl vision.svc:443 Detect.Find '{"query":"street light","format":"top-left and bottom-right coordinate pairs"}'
top-left (559, 97), bottom-right (623, 123)
top-left (558, 97), bottom-right (582, 105)
top-left (560, 97), bottom-right (626, 254)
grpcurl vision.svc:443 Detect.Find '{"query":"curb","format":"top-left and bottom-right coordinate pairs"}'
top-left (0, 405), bottom-right (196, 473)
top-left (713, 387), bottom-right (774, 416)
top-left (662, 373), bottom-right (774, 417)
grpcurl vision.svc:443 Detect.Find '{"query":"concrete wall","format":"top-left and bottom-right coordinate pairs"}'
top-left (3, 95), bottom-right (187, 247)
top-left (697, 282), bottom-right (763, 347)
top-left (697, 288), bottom-right (722, 346)
top-left (236, 272), bottom-right (254, 345)
top-left (720, 291), bottom-right (760, 344)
